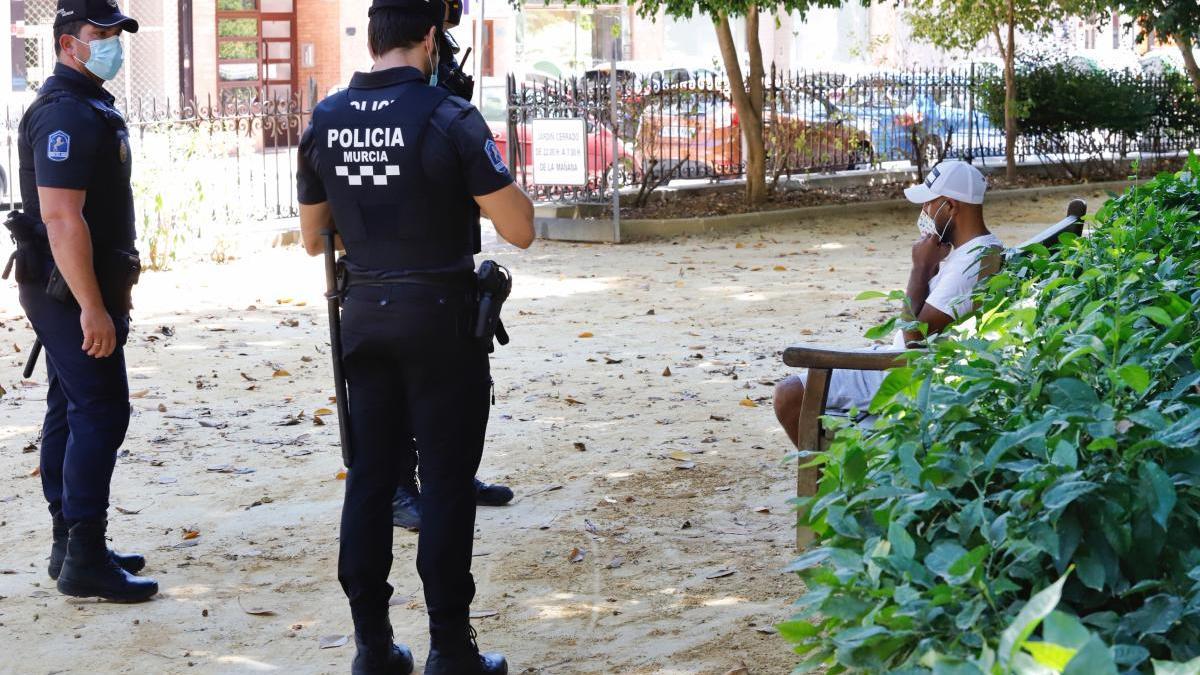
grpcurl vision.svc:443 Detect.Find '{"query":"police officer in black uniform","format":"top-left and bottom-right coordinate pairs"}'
top-left (10, 0), bottom-right (156, 603)
top-left (296, 0), bottom-right (534, 672)
top-left (389, 0), bottom-right (514, 534)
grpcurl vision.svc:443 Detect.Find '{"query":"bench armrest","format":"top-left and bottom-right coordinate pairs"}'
top-left (782, 345), bottom-right (910, 371)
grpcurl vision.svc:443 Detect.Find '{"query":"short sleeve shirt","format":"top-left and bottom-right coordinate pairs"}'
top-left (296, 66), bottom-right (513, 206)
top-left (17, 64), bottom-right (136, 252)
top-left (891, 233), bottom-right (1004, 348)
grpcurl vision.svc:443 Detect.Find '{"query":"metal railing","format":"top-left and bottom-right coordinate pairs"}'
top-left (506, 66), bottom-right (1200, 202)
top-left (2, 92), bottom-right (309, 223)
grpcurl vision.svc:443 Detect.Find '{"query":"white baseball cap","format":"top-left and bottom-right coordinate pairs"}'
top-left (903, 160), bottom-right (987, 205)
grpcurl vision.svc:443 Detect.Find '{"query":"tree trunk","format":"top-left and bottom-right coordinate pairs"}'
top-left (1177, 34), bottom-right (1200, 98)
top-left (1003, 0), bottom-right (1017, 181)
top-left (713, 12), bottom-right (767, 206)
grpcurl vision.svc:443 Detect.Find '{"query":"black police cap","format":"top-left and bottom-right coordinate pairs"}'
top-left (54, 0), bottom-right (139, 33)
top-left (369, 0), bottom-right (445, 25)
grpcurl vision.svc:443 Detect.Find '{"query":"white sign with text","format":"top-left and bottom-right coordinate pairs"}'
top-left (531, 118), bottom-right (587, 186)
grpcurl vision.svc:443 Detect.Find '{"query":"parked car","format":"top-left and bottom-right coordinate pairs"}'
top-left (634, 89), bottom-right (871, 179)
top-left (832, 75), bottom-right (999, 165)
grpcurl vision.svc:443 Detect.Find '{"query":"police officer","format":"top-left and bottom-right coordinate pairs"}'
top-left (296, 0), bottom-right (534, 672)
top-left (390, 0), bottom-right (514, 534)
top-left (12, 0), bottom-right (156, 603)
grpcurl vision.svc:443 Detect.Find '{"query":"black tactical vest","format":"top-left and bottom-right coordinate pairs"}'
top-left (309, 74), bottom-right (478, 276)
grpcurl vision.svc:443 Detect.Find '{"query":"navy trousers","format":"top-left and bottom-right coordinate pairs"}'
top-left (335, 282), bottom-right (491, 647)
top-left (18, 282), bottom-right (130, 524)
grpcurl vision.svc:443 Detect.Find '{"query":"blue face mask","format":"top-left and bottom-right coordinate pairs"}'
top-left (72, 35), bottom-right (124, 81)
top-left (428, 42), bottom-right (439, 87)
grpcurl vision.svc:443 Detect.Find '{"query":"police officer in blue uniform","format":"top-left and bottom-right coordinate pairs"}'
top-left (10, 0), bottom-right (156, 603)
top-left (389, 0), bottom-right (515, 534)
top-left (296, 0), bottom-right (534, 672)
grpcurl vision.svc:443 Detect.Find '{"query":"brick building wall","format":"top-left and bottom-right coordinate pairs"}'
top-left (296, 0), bottom-right (343, 104)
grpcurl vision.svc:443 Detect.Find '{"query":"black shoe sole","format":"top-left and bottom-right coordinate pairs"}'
top-left (56, 577), bottom-right (158, 603)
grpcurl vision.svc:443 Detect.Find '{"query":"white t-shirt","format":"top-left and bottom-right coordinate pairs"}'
top-left (892, 233), bottom-right (1004, 348)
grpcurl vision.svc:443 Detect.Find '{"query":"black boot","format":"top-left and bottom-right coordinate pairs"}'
top-left (56, 519), bottom-right (158, 602)
top-left (424, 626), bottom-right (507, 675)
top-left (392, 480), bottom-right (421, 532)
top-left (351, 614), bottom-right (414, 675)
top-left (474, 478), bottom-right (513, 507)
top-left (48, 515), bottom-right (146, 580)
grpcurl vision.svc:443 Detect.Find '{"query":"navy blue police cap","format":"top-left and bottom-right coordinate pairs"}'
top-left (369, 0), bottom-right (446, 24)
top-left (54, 0), bottom-right (139, 32)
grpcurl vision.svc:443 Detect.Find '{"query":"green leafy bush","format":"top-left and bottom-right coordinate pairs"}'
top-left (975, 56), bottom-right (1169, 179)
top-left (781, 159), bottom-right (1200, 673)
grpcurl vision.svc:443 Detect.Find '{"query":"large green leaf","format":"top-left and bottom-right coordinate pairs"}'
top-left (999, 573), bottom-right (1071, 669)
top-left (1042, 480), bottom-right (1100, 510)
top-left (1139, 460), bottom-right (1177, 529)
top-left (1062, 635), bottom-right (1118, 675)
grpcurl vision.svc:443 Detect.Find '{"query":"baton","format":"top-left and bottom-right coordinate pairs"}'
top-left (322, 229), bottom-right (353, 468)
top-left (23, 338), bottom-right (42, 379)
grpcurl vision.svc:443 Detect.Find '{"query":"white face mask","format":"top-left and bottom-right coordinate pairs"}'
top-left (917, 201), bottom-right (951, 242)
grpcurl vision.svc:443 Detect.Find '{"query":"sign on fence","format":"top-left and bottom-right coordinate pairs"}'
top-left (531, 118), bottom-right (587, 186)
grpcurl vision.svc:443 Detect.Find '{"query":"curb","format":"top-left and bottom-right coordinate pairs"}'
top-left (535, 180), bottom-right (1140, 244)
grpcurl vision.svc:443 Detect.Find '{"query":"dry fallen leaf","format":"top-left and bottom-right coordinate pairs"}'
top-left (578, 332), bottom-right (594, 338)
top-left (668, 451), bottom-right (693, 462)
top-left (469, 609), bottom-right (499, 619)
top-left (130, 389), bottom-right (150, 399)
top-left (114, 505), bottom-right (144, 515)
top-left (674, 461), bottom-right (696, 470)
top-left (706, 568), bottom-right (736, 579)
top-left (662, 366), bottom-right (672, 377)
top-left (182, 529), bottom-right (200, 540)
top-left (754, 506), bottom-right (771, 514)
top-left (240, 372), bottom-right (257, 382)
top-left (568, 547), bottom-right (586, 563)
top-left (335, 470), bottom-right (347, 480)
top-left (157, 403), bottom-right (167, 413)
top-left (314, 408), bottom-right (334, 416)
top-left (238, 597), bottom-right (277, 616)
top-left (29, 467), bottom-right (41, 477)
top-left (273, 369), bottom-right (291, 378)
top-left (739, 397), bottom-right (759, 408)
top-left (573, 442), bottom-right (587, 451)
top-left (318, 635), bottom-right (349, 649)
top-left (563, 397), bottom-right (585, 406)
top-left (607, 556), bottom-right (624, 569)
top-left (773, 265), bottom-right (787, 271)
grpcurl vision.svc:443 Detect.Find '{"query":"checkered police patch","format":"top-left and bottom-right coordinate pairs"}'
top-left (335, 164), bottom-right (400, 186)
top-left (484, 138), bottom-right (507, 174)
top-left (47, 130), bottom-right (70, 162)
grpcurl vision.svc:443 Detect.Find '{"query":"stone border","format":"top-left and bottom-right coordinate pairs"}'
top-left (535, 180), bottom-right (1140, 243)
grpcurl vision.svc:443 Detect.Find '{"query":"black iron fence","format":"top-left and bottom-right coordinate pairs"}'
top-left (2, 93), bottom-right (309, 266)
top-left (507, 66), bottom-right (1200, 202)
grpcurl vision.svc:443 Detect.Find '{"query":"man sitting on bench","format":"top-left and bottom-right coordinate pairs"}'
top-left (774, 160), bottom-right (1004, 447)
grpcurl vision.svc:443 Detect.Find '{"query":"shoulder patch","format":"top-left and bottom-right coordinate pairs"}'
top-left (47, 130), bottom-right (70, 162)
top-left (484, 138), bottom-right (507, 174)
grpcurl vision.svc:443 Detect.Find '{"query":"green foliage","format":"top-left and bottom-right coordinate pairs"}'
top-left (781, 157), bottom-right (1200, 673)
top-left (905, 0), bottom-right (1090, 54)
top-left (530, 0), bottom-right (857, 22)
top-left (1097, 1), bottom-right (1200, 45)
top-left (976, 62), bottom-right (1155, 138)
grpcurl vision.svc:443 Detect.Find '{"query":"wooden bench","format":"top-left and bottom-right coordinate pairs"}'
top-left (782, 198), bottom-right (1088, 549)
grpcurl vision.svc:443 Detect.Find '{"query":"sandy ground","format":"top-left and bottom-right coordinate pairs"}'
top-left (0, 194), bottom-right (1095, 675)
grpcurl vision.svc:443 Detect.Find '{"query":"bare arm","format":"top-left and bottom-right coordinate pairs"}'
top-left (39, 186), bottom-right (115, 358)
top-left (475, 183), bottom-right (535, 249)
top-left (299, 202), bottom-right (343, 257)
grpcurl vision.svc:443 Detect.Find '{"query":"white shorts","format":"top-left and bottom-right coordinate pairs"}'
top-left (799, 347), bottom-right (888, 412)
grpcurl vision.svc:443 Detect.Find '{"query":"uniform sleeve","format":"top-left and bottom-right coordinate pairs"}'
top-left (28, 101), bottom-right (103, 190)
top-left (296, 122), bottom-right (327, 205)
top-left (447, 106), bottom-right (514, 197)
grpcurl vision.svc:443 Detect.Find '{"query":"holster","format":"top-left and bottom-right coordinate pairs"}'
top-left (3, 210), bottom-right (51, 283)
top-left (474, 260), bottom-right (511, 352)
top-left (44, 248), bottom-right (141, 315)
